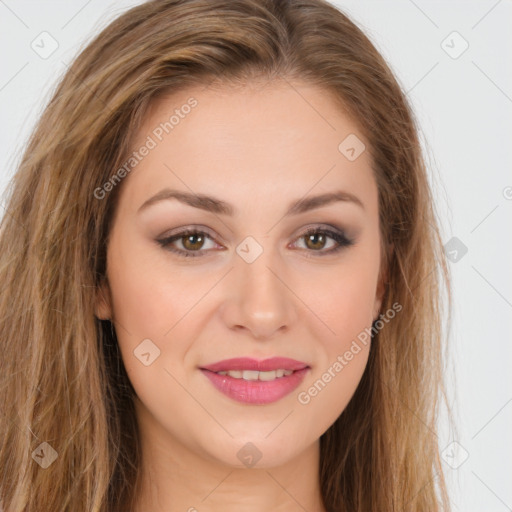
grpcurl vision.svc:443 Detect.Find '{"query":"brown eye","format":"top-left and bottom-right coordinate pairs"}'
top-left (157, 226), bottom-right (354, 259)
top-left (157, 229), bottom-right (219, 257)
top-left (304, 232), bottom-right (328, 251)
top-left (181, 233), bottom-right (205, 251)
top-left (293, 227), bottom-right (355, 256)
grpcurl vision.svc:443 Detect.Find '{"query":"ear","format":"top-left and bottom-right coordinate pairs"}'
top-left (94, 278), bottom-right (112, 320)
top-left (372, 243), bottom-right (392, 321)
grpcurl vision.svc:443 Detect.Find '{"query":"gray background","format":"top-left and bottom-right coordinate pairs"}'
top-left (1, 1), bottom-right (511, 510)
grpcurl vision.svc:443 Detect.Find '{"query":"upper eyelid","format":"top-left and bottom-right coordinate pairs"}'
top-left (159, 224), bottom-right (346, 240)
top-left (158, 225), bottom-right (350, 250)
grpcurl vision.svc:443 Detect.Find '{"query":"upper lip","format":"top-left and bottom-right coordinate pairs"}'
top-left (200, 357), bottom-right (309, 373)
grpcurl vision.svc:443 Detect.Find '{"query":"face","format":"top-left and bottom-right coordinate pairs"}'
top-left (96, 79), bottom-right (385, 469)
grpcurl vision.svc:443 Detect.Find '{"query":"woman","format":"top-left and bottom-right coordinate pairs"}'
top-left (0, 0), bottom-right (452, 510)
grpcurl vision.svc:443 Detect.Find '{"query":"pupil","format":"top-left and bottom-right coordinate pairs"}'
top-left (307, 233), bottom-right (325, 250)
top-left (184, 234), bottom-right (203, 250)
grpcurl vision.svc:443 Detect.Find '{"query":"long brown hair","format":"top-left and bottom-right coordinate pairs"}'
top-left (0, 0), bottom-right (452, 510)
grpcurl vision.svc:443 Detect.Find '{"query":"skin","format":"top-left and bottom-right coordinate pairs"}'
top-left (96, 79), bottom-right (385, 512)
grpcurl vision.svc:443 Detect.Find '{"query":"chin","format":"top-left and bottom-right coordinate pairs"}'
top-left (197, 433), bottom-right (309, 470)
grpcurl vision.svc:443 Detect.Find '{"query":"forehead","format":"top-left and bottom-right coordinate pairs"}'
top-left (137, 79), bottom-right (361, 152)
top-left (118, 80), bottom-right (377, 216)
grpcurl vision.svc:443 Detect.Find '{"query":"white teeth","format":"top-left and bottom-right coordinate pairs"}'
top-left (215, 369), bottom-right (296, 381)
top-left (242, 370), bottom-right (260, 380)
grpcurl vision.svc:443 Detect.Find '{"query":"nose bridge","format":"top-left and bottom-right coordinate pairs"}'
top-left (238, 237), bottom-right (284, 309)
top-left (225, 235), bottom-right (296, 338)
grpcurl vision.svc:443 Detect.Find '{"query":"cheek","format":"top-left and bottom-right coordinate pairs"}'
top-left (306, 269), bottom-right (374, 381)
top-left (294, 277), bottom-right (375, 441)
top-left (106, 227), bottom-right (209, 340)
top-left (300, 244), bottom-right (381, 344)
top-left (296, 341), bottom-right (370, 445)
top-left (106, 261), bottom-right (198, 410)
top-left (107, 265), bottom-right (171, 342)
top-left (290, 245), bottom-right (378, 435)
top-left (104, 233), bottom-right (201, 383)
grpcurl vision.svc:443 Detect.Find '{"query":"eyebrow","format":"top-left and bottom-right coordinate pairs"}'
top-left (137, 188), bottom-right (364, 216)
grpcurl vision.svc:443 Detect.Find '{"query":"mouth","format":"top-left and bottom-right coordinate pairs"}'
top-left (200, 356), bottom-right (309, 373)
top-left (199, 357), bottom-right (310, 405)
top-left (211, 368), bottom-right (296, 381)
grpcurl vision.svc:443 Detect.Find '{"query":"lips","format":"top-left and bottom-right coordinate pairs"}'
top-left (199, 357), bottom-right (310, 405)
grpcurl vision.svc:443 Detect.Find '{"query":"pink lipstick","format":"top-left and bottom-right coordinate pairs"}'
top-left (199, 357), bottom-right (310, 405)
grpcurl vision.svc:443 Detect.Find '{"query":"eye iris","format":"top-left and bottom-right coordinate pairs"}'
top-left (182, 233), bottom-right (204, 251)
top-left (305, 232), bottom-right (326, 250)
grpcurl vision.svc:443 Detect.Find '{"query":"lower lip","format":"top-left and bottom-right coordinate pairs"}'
top-left (200, 368), bottom-right (309, 405)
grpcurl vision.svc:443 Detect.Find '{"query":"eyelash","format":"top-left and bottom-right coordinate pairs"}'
top-left (156, 226), bottom-right (355, 259)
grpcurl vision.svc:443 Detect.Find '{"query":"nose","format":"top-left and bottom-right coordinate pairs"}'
top-left (219, 244), bottom-right (298, 340)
